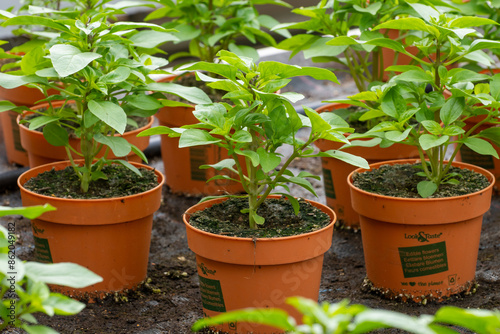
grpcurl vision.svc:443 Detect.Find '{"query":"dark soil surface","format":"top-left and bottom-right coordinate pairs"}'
top-left (23, 165), bottom-right (159, 199)
top-left (352, 163), bottom-right (491, 198)
top-left (1, 52), bottom-right (499, 333)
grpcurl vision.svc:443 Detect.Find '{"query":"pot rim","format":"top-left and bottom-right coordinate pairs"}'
top-left (348, 158), bottom-right (495, 202)
top-left (17, 159), bottom-right (165, 203)
top-left (183, 195), bottom-right (336, 242)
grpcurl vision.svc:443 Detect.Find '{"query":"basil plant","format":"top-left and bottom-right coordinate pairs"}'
top-left (330, 3), bottom-right (500, 197)
top-left (0, 0), bottom-right (211, 193)
top-left (0, 205), bottom-right (103, 333)
top-left (192, 296), bottom-right (500, 334)
top-left (143, 0), bottom-right (292, 64)
top-left (140, 50), bottom-right (369, 228)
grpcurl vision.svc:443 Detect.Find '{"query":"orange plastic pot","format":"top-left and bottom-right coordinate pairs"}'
top-left (0, 85), bottom-right (52, 166)
top-left (348, 159), bottom-right (494, 303)
top-left (183, 196), bottom-right (335, 334)
top-left (315, 103), bottom-right (420, 229)
top-left (155, 105), bottom-right (244, 196)
top-left (1, 110), bottom-right (28, 166)
top-left (18, 102), bottom-right (153, 167)
top-left (18, 160), bottom-right (165, 297)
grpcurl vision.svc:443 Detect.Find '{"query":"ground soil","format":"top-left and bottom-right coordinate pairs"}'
top-left (1, 52), bottom-right (499, 333)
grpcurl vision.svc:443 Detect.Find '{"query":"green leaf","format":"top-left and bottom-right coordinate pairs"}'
top-left (478, 127), bottom-right (500, 147)
top-left (99, 66), bottom-right (131, 84)
top-left (450, 17), bottom-right (499, 28)
top-left (21, 46), bottom-right (49, 75)
top-left (43, 294), bottom-right (86, 315)
top-left (231, 130), bottom-right (252, 143)
top-left (381, 88), bottom-right (407, 119)
top-left (286, 177), bottom-right (318, 197)
top-left (354, 2), bottom-right (382, 15)
top-left (137, 126), bottom-right (181, 137)
top-left (93, 133), bottom-right (131, 157)
top-left (434, 306), bottom-right (500, 334)
top-left (191, 308), bottom-right (294, 332)
top-left (200, 159), bottom-right (236, 171)
top-left (146, 82), bottom-right (212, 105)
top-left (28, 115), bottom-right (59, 131)
top-left (463, 137), bottom-right (499, 158)
top-left (374, 18), bottom-right (431, 33)
top-left (130, 30), bottom-right (178, 48)
top-left (385, 128), bottom-right (411, 142)
top-left (319, 150), bottom-right (369, 169)
top-left (49, 44), bottom-right (101, 77)
top-left (88, 100), bottom-right (127, 135)
top-left (258, 61), bottom-right (339, 83)
top-left (365, 38), bottom-right (407, 54)
top-left (419, 134), bottom-right (449, 150)
top-left (421, 120), bottom-right (443, 135)
top-left (394, 70), bottom-right (433, 84)
top-left (24, 262), bottom-right (102, 288)
top-left (43, 123), bottom-right (69, 147)
top-left (124, 94), bottom-right (163, 111)
top-left (239, 150), bottom-right (260, 167)
top-left (179, 129), bottom-right (221, 148)
top-left (468, 39), bottom-right (500, 53)
top-left (0, 204), bottom-right (56, 219)
top-left (407, 3), bottom-right (440, 22)
top-left (251, 211), bottom-right (265, 225)
top-left (0, 72), bottom-right (47, 89)
top-left (417, 181), bottom-right (438, 198)
top-left (440, 97), bottom-right (465, 125)
top-left (257, 148), bottom-right (281, 173)
top-left (3, 15), bottom-right (70, 33)
top-left (23, 325), bottom-right (59, 334)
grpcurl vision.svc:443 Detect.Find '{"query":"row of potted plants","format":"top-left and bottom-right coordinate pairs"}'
top-left (1, 0), bottom-right (500, 333)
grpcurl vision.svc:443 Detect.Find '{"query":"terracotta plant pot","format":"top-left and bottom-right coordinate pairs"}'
top-left (348, 159), bottom-right (494, 303)
top-left (315, 103), bottom-right (420, 229)
top-left (18, 102), bottom-right (153, 167)
top-left (156, 105), bottom-right (245, 196)
top-left (0, 85), bottom-right (57, 166)
top-left (183, 196), bottom-right (335, 334)
top-left (18, 160), bottom-right (165, 297)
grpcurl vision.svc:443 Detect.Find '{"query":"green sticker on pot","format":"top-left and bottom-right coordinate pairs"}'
top-left (199, 275), bottom-right (226, 312)
top-left (322, 168), bottom-right (336, 199)
top-left (190, 147), bottom-right (208, 181)
top-left (399, 241), bottom-right (448, 278)
top-left (460, 145), bottom-right (495, 170)
top-left (34, 236), bottom-right (53, 263)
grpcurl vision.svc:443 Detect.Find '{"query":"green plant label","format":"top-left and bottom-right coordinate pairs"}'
top-left (9, 111), bottom-right (25, 152)
top-left (190, 147), bottom-right (208, 181)
top-left (198, 275), bottom-right (226, 312)
top-left (459, 145), bottom-right (495, 170)
top-left (322, 168), bottom-right (336, 199)
top-left (34, 236), bottom-right (53, 263)
top-left (398, 241), bottom-right (448, 278)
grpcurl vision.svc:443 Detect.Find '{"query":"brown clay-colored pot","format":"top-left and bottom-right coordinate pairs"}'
top-left (0, 84), bottom-right (59, 166)
top-left (315, 103), bottom-right (420, 229)
top-left (348, 159), bottom-right (494, 303)
top-left (18, 160), bottom-right (165, 297)
top-left (183, 195), bottom-right (335, 334)
top-left (18, 101), bottom-right (153, 167)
